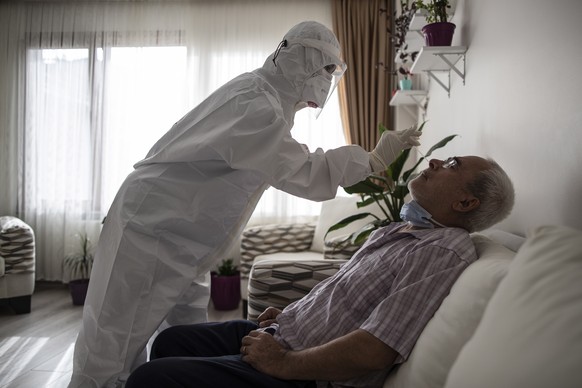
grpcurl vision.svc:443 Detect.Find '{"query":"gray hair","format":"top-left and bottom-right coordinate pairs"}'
top-left (463, 159), bottom-right (515, 232)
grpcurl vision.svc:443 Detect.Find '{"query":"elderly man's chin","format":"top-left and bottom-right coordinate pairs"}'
top-left (408, 175), bottom-right (423, 196)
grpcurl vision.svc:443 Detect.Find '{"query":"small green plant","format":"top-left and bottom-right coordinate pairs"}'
top-left (415, 0), bottom-right (451, 24)
top-left (63, 233), bottom-right (94, 281)
top-left (326, 122), bottom-right (457, 246)
top-left (216, 259), bottom-right (238, 276)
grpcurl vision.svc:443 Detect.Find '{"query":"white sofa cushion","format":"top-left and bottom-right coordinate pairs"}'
top-left (310, 195), bottom-right (383, 253)
top-left (444, 225), bottom-right (582, 388)
top-left (253, 251), bottom-right (323, 263)
top-left (383, 234), bottom-right (516, 388)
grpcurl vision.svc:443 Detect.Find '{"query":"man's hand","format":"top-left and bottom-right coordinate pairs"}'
top-left (257, 306), bottom-right (282, 327)
top-left (240, 330), bottom-right (289, 378)
top-left (241, 329), bottom-right (398, 382)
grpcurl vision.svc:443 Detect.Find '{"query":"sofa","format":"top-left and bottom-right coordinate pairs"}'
top-left (246, 223), bottom-right (582, 387)
top-left (240, 195), bottom-right (384, 318)
top-left (0, 216), bottom-right (36, 314)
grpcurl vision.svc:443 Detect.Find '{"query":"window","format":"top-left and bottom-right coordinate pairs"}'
top-left (13, 0), bottom-right (343, 281)
top-left (26, 46), bottom-right (192, 218)
top-left (25, 44), bottom-right (347, 223)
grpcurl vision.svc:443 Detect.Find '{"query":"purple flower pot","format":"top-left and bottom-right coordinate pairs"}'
top-left (210, 272), bottom-right (241, 311)
top-left (422, 22), bottom-right (456, 46)
top-left (69, 279), bottom-right (89, 305)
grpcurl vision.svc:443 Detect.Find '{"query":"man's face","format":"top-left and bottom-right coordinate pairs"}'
top-left (409, 156), bottom-right (491, 216)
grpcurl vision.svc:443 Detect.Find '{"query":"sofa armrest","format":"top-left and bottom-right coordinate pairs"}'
top-left (240, 222), bottom-right (316, 282)
top-left (246, 258), bottom-right (346, 321)
top-left (0, 216), bottom-right (35, 275)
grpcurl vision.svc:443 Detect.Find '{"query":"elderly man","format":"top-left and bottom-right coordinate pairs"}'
top-left (126, 156), bottom-right (515, 388)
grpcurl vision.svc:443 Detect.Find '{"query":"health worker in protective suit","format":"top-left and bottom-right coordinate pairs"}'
top-left (69, 20), bottom-right (422, 388)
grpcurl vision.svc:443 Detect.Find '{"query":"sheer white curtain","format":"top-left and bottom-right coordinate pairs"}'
top-left (0, 0), bottom-right (347, 281)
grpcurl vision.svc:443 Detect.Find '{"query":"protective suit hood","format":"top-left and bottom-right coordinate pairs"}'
top-left (261, 21), bottom-right (347, 116)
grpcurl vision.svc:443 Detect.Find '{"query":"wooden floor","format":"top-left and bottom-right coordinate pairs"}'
top-left (0, 282), bottom-right (243, 388)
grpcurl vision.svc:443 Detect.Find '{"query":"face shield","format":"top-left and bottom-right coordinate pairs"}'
top-left (283, 37), bottom-right (347, 118)
top-left (302, 62), bottom-right (347, 117)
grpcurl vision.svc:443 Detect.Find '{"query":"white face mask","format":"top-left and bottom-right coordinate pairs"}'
top-left (300, 70), bottom-right (332, 109)
top-left (294, 101), bottom-right (309, 112)
top-left (400, 200), bottom-right (448, 228)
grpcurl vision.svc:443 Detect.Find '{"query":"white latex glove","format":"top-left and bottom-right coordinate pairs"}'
top-left (369, 126), bottom-right (422, 172)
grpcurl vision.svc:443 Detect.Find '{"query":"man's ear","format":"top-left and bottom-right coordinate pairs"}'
top-left (452, 195), bottom-right (480, 213)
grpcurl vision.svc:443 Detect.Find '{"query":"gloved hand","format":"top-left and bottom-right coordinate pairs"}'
top-left (369, 126), bottom-right (422, 172)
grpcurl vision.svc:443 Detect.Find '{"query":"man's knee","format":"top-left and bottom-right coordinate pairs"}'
top-left (126, 361), bottom-right (163, 388)
top-left (150, 326), bottom-right (183, 359)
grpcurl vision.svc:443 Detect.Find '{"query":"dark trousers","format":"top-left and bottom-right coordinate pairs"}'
top-left (126, 320), bottom-right (316, 388)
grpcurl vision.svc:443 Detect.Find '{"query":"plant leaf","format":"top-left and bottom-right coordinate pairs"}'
top-left (357, 197), bottom-right (378, 208)
top-left (402, 134), bottom-right (458, 182)
top-left (386, 148), bottom-right (411, 181)
top-left (344, 179), bottom-right (385, 194)
top-left (325, 213), bottom-right (374, 238)
top-left (424, 134), bottom-right (458, 158)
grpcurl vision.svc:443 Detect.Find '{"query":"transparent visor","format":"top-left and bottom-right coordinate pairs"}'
top-left (312, 61), bottom-right (347, 118)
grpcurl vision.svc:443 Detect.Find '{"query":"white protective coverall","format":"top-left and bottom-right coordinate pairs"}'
top-left (69, 21), bottom-right (377, 388)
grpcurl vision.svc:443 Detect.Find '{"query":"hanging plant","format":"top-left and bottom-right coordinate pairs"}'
top-left (392, 1), bottom-right (419, 86)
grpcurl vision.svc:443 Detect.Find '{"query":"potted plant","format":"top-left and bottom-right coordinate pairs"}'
top-left (63, 233), bottom-right (93, 305)
top-left (393, 0), bottom-right (419, 91)
top-left (398, 67), bottom-right (413, 90)
top-left (210, 259), bottom-right (241, 311)
top-left (415, 0), bottom-right (455, 46)
top-left (326, 122), bottom-right (457, 245)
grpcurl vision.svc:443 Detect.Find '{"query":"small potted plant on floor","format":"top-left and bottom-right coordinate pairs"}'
top-left (210, 259), bottom-right (241, 311)
top-left (415, 0), bottom-right (455, 46)
top-left (63, 233), bottom-right (93, 305)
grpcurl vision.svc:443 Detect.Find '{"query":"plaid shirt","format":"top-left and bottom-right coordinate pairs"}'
top-left (274, 222), bottom-right (477, 388)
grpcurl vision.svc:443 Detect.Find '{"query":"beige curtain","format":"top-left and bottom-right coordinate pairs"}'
top-left (332, 0), bottom-right (392, 151)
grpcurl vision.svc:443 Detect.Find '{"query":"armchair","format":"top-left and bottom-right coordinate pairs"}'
top-left (0, 216), bottom-right (36, 314)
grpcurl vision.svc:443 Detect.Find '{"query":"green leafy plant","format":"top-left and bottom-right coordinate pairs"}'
top-left (63, 233), bottom-right (94, 281)
top-left (415, 0), bottom-right (451, 24)
top-left (216, 258), bottom-right (238, 276)
top-left (326, 122), bottom-right (457, 246)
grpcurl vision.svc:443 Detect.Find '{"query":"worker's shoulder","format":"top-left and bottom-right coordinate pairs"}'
top-left (220, 72), bottom-right (276, 99)
top-left (199, 72), bottom-right (284, 122)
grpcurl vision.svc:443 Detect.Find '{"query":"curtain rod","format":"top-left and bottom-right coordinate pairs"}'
top-left (1, 0), bottom-right (293, 3)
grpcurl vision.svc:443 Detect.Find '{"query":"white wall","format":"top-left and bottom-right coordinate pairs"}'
top-left (401, 0), bottom-right (582, 235)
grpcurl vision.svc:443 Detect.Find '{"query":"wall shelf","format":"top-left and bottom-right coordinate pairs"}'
top-left (410, 46), bottom-right (467, 96)
top-left (389, 90), bottom-right (428, 118)
top-left (390, 90), bottom-right (427, 107)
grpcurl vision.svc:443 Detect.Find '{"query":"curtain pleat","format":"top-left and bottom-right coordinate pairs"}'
top-left (332, 0), bottom-right (392, 151)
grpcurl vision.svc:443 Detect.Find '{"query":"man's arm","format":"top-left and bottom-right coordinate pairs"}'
top-left (241, 328), bottom-right (398, 381)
